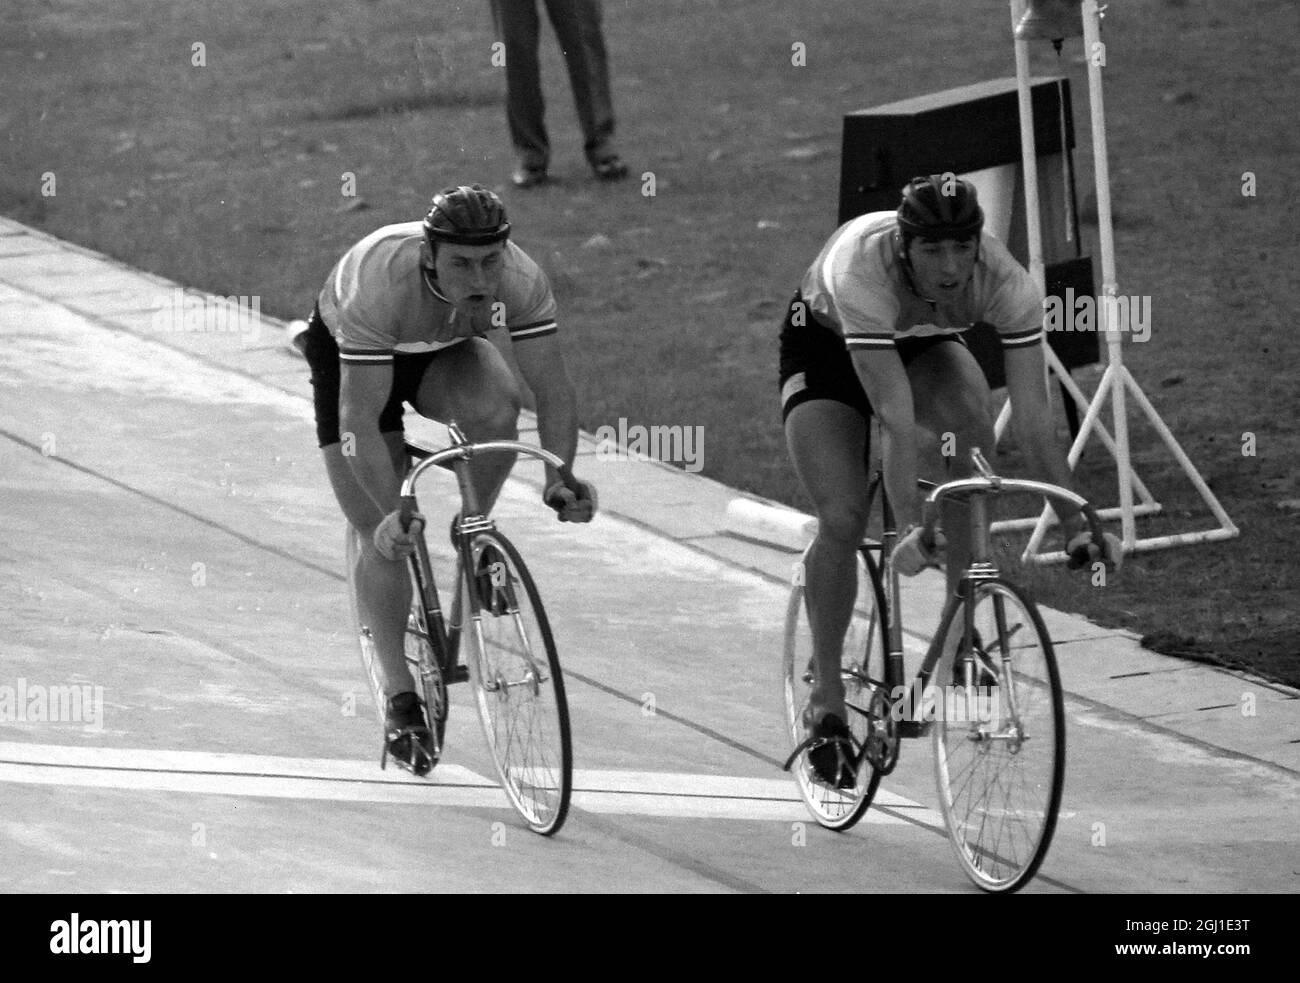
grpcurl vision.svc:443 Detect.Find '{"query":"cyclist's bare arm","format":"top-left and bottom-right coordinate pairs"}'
top-left (1002, 343), bottom-right (1085, 534)
top-left (510, 331), bottom-right (580, 489)
top-left (339, 361), bottom-right (402, 522)
top-left (850, 347), bottom-right (922, 528)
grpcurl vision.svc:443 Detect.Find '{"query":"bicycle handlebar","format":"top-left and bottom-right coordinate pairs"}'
top-left (398, 440), bottom-right (580, 532)
top-left (919, 475), bottom-right (1108, 566)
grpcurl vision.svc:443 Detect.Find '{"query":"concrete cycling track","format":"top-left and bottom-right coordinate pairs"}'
top-left (1, 220), bottom-right (1296, 893)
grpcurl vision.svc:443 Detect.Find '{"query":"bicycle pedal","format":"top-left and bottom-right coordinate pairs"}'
top-left (896, 720), bottom-right (931, 739)
top-left (385, 720), bottom-right (436, 772)
top-left (389, 750), bottom-right (436, 777)
top-left (383, 736), bottom-right (436, 776)
top-left (450, 664), bottom-right (470, 684)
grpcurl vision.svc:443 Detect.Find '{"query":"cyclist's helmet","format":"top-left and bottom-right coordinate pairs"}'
top-left (422, 184), bottom-right (511, 249)
top-left (896, 174), bottom-right (984, 243)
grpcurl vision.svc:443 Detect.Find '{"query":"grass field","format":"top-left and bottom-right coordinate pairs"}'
top-left (3, 0), bottom-right (1297, 684)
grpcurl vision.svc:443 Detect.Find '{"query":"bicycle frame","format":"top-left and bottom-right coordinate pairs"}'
top-left (398, 423), bottom-right (571, 677)
top-left (347, 421), bottom-right (578, 830)
top-left (786, 446), bottom-right (1102, 887)
top-left (857, 450), bottom-right (1104, 739)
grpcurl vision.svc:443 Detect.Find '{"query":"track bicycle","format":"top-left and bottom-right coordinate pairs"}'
top-left (782, 448), bottom-right (1108, 891)
top-left (346, 421), bottom-right (580, 835)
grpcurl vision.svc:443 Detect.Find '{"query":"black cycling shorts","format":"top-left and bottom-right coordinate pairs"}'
top-left (777, 292), bottom-right (964, 422)
top-left (304, 305), bottom-right (441, 448)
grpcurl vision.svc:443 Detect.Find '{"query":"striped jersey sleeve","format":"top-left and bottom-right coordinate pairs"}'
top-left (798, 212), bottom-right (907, 353)
top-left (980, 236), bottom-right (1045, 350)
top-left (500, 244), bottom-right (558, 342)
top-left (332, 299), bottom-right (400, 364)
top-left (837, 268), bottom-right (901, 353)
top-left (337, 345), bottom-right (395, 364)
top-left (318, 223), bottom-right (418, 365)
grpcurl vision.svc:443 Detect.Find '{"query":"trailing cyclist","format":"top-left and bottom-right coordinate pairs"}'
top-left (303, 184), bottom-right (596, 773)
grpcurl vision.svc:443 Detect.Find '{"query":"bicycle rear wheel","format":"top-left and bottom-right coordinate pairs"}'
top-left (782, 545), bottom-right (888, 831)
top-left (462, 529), bottom-right (572, 835)
top-left (933, 578), bottom-right (1064, 893)
top-left (404, 582), bottom-right (448, 764)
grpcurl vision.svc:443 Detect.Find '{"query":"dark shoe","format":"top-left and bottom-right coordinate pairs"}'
top-left (591, 155), bottom-right (628, 181)
top-left (807, 713), bottom-right (857, 789)
top-left (511, 165), bottom-right (548, 188)
top-left (385, 691), bottom-right (433, 775)
top-left (474, 542), bottom-right (515, 616)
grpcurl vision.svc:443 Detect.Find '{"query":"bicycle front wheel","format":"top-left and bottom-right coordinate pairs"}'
top-left (933, 578), bottom-right (1064, 893)
top-left (782, 545), bottom-right (888, 831)
top-left (462, 529), bottom-right (572, 836)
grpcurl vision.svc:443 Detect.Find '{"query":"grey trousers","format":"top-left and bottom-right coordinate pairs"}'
top-left (488, 0), bottom-right (618, 168)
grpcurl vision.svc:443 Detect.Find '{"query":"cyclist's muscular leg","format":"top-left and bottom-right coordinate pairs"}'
top-left (416, 338), bottom-right (523, 516)
top-left (324, 431), bottom-right (415, 695)
top-left (785, 400), bottom-right (872, 723)
top-left (345, 520), bottom-right (414, 689)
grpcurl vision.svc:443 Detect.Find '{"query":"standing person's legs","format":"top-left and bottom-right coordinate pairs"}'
top-left (543, 0), bottom-right (618, 166)
top-left (490, 0), bottom-right (549, 171)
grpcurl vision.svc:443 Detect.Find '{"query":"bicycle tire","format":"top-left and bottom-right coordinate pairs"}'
top-left (932, 577), bottom-right (1065, 893)
top-left (462, 529), bottom-right (572, 836)
top-left (404, 559), bottom-right (449, 762)
top-left (782, 545), bottom-right (888, 831)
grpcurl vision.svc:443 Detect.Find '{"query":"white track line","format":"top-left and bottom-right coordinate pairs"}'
top-left (0, 743), bottom-right (943, 824)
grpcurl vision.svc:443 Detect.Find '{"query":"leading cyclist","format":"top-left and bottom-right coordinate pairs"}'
top-left (303, 184), bottom-right (596, 773)
top-left (780, 173), bottom-right (1118, 787)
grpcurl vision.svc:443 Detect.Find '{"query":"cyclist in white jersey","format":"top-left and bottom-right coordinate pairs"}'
top-left (779, 174), bottom-right (1118, 786)
top-left (303, 184), bottom-right (596, 771)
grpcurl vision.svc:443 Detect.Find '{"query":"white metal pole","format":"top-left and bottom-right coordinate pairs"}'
top-left (1121, 370), bottom-right (1240, 532)
top-left (1081, 0), bottom-right (1137, 547)
top-left (996, 342), bottom-right (1159, 506)
top-left (1011, 0), bottom-right (1046, 295)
